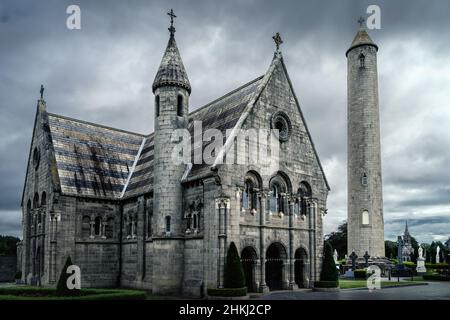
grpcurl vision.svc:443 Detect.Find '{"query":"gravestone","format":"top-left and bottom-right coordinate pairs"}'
top-left (363, 251), bottom-right (370, 268)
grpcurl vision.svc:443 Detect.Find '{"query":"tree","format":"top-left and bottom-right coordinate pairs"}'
top-left (56, 256), bottom-right (80, 297)
top-left (0, 235), bottom-right (20, 255)
top-left (324, 221), bottom-right (347, 259)
top-left (223, 242), bottom-right (245, 289)
top-left (384, 240), bottom-right (397, 259)
top-left (320, 241), bottom-right (339, 283)
top-left (410, 236), bottom-right (420, 263)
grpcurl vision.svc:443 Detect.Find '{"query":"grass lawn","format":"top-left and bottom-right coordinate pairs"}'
top-left (0, 286), bottom-right (147, 300)
top-left (339, 279), bottom-right (425, 289)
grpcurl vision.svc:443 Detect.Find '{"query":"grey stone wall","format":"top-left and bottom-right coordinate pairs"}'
top-left (347, 44), bottom-right (385, 258)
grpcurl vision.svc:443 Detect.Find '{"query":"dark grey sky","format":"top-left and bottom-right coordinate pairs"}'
top-left (1, 0), bottom-right (449, 244)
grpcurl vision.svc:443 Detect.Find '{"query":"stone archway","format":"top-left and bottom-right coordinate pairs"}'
top-left (241, 247), bottom-right (258, 292)
top-left (294, 247), bottom-right (309, 288)
top-left (265, 242), bottom-right (287, 290)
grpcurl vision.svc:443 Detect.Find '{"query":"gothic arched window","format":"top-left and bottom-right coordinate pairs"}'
top-left (362, 210), bottom-right (369, 225)
top-left (155, 95), bottom-right (160, 117)
top-left (177, 95), bottom-right (183, 116)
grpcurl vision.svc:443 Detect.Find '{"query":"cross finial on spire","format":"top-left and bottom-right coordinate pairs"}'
top-left (272, 32), bottom-right (283, 51)
top-left (167, 9), bottom-right (176, 36)
top-left (39, 84), bottom-right (44, 100)
top-left (357, 16), bottom-right (365, 28)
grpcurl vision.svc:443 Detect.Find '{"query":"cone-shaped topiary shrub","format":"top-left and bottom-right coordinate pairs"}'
top-left (318, 242), bottom-right (339, 287)
top-left (223, 242), bottom-right (245, 289)
top-left (56, 255), bottom-right (81, 297)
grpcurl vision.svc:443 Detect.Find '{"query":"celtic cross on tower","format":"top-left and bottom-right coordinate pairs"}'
top-left (357, 16), bottom-right (365, 28)
top-left (168, 9), bottom-right (176, 36)
top-left (272, 32), bottom-right (283, 51)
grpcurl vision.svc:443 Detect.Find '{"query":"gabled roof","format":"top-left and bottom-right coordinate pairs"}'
top-left (42, 51), bottom-right (329, 200)
top-left (47, 113), bottom-right (144, 199)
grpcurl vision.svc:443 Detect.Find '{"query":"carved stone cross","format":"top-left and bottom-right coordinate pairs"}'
top-left (363, 251), bottom-right (370, 267)
top-left (350, 251), bottom-right (358, 270)
top-left (357, 16), bottom-right (365, 28)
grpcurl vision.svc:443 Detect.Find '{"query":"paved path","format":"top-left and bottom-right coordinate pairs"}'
top-left (258, 282), bottom-right (450, 300)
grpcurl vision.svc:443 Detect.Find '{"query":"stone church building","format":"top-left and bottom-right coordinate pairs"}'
top-left (19, 14), bottom-right (330, 296)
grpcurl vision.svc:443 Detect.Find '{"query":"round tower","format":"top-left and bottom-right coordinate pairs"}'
top-left (346, 19), bottom-right (385, 258)
top-left (152, 12), bottom-right (191, 237)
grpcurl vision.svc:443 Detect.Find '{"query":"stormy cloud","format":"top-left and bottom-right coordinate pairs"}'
top-left (1, 0), bottom-right (449, 243)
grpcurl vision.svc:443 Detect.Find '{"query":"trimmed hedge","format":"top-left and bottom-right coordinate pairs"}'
top-left (354, 269), bottom-right (368, 279)
top-left (425, 263), bottom-right (449, 270)
top-left (320, 242), bottom-right (338, 282)
top-left (314, 281), bottom-right (339, 288)
top-left (207, 287), bottom-right (247, 297)
top-left (56, 256), bottom-right (80, 297)
top-left (423, 274), bottom-right (450, 281)
top-left (0, 287), bottom-right (146, 300)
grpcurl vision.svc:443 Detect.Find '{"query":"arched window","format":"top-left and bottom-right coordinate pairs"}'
top-left (155, 95), bottom-right (160, 117)
top-left (165, 216), bottom-right (171, 233)
top-left (94, 216), bottom-right (102, 236)
top-left (361, 173), bottom-right (368, 186)
top-left (359, 53), bottom-right (365, 68)
top-left (298, 182), bottom-right (312, 216)
top-left (33, 193), bottom-right (39, 209)
top-left (242, 180), bottom-right (256, 211)
top-left (193, 213), bottom-right (198, 230)
top-left (269, 184), bottom-right (279, 213)
top-left (41, 192), bottom-right (46, 207)
top-left (362, 210), bottom-right (369, 225)
top-left (177, 95), bottom-right (183, 116)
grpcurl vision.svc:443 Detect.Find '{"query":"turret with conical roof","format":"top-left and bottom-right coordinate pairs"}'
top-left (151, 9), bottom-right (190, 295)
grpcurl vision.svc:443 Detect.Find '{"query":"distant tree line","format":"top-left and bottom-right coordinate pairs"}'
top-left (325, 222), bottom-right (450, 263)
top-left (0, 235), bottom-right (20, 256)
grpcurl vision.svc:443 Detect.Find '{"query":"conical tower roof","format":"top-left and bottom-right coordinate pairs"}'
top-left (346, 25), bottom-right (378, 56)
top-left (152, 34), bottom-right (191, 94)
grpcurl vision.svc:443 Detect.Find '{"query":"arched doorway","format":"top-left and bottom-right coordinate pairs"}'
top-left (294, 248), bottom-right (308, 288)
top-left (265, 242), bottom-right (287, 290)
top-left (241, 247), bottom-right (258, 292)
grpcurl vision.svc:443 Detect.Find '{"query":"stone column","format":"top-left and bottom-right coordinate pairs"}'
top-left (288, 197), bottom-right (298, 290)
top-left (307, 200), bottom-right (314, 285)
top-left (258, 191), bottom-right (269, 293)
top-left (101, 221), bottom-right (107, 239)
top-left (217, 199), bottom-right (228, 288)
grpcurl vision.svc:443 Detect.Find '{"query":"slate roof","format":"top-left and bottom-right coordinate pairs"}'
top-left (346, 27), bottom-right (378, 56)
top-left (152, 35), bottom-right (191, 94)
top-left (47, 113), bottom-right (145, 199)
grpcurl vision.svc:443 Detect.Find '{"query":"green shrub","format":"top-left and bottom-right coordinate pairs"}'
top-left (425, 263), bottom-right (449, 270)
top-left (207, 287), bottom-right (247, 297)
top-left (56, 256), bottom-right (80, 297)
top-left (354, 269), bottom-right (368, 279)
top-left (224, 242), bottom-right (245, 289)
top-left (403, 261), bottom-right (416, 268)
top-left (314, 281), bottom-right (339, 288)
top-left (15, 271), bottom-right (22, 279)
top-left (423, 274), bottom-right (450, 281)
top-left (320, 242), bottom-right (338, 282)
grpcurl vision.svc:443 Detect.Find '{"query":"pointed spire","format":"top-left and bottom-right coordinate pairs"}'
top-left (346, 17), bottom-right (378, 56)
top-left (404, 220), bottom-right (410, 235)
top-left (152, 10), bottom-right (191, 94)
